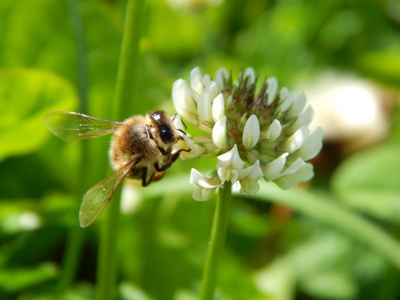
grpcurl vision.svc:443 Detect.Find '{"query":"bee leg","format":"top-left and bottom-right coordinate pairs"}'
top-left (154, 149), bottom-right (188, 172)
top-left (154, 153), bottom-right (177, 172)
top-left (158, 147), bottom-right (170, 156)
top-left (142, 166), bottom-right (158, 187)
top-left (141, 166), bottom-right (150, 187)
top-left (154, 161), bottom-right (170, 172)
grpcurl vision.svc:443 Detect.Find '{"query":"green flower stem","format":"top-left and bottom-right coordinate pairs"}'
top-left (96, 0), bottom-right (145, 299)
top-left (96, 189), bottom-right (122, 300)
top-left (112, 0), bottom-right (145, 120)
top-left (199, 181), bottom-right (232, 300)
top-left (56, 0), bottom-right (89, 296)
top-left (56, 226), bottom-right (85, 295)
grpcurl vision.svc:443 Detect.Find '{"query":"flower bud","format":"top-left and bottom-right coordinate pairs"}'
top-left (172, 79), bottom-right (196, 117)
top-left (190, 67), bottom-right (204, 94)
top-left (243, 114), bottom-right (260, 150)
top-left (261, 153), bottom-right (288, 180)
top-left (212, 116), bottom-right (228, 149)
top-left (197, 91), bottom-right (213, 124)
top-left (264, 119), bottom-right (281, 142)
top-left (266, 77), bottom-right (278, 105)
top-left (212, 94), bottom-right (225, 122)
top-left (215, 67), bottom-right (229, 89)
top-left (280, 126), bottom-right (310, 153)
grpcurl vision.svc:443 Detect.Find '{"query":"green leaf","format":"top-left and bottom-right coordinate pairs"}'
top-left (119, 282), bottom-right (155, 300)
top-left (253, 259), bottom-right (296, 300)
top-left (357, 48), bottom-right (400, 84)
top-left (0, 0), bottom-right (74, 74)
top-left (285, 232), bottom-right (353, 277)
top-left (0, 262), bottom-right (58, 293)
top-left (255, 183), bottom-right (400, 271)
top-left (331, 143), bottom-right (400, 223)
top-left (283, 232), bottom-right (357, 299)
top-left (0, 69), bottom-right (77, 161)
top-left (301, 271), bottom-right (357, 300)
top-left (147, 0), bottom-right (212, 60)
top-left (62, 283), bottom-right (95, 300)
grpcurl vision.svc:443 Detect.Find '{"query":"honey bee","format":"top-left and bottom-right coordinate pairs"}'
top-left (44, 110), bottom-right (189, 227)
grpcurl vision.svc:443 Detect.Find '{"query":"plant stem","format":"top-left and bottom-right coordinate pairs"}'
top-left (113, 0), bottom-right (145, 120)
top-left (199, 182), bottom-right (232, 300)
top-left (96, 0), bottom-right (145, 299)
top-left (57, 227), bottom-right (85, 294)
top-left (56, 0), bottom-right (89, 296)
top-left (96, 189), bottom-right (122, 300)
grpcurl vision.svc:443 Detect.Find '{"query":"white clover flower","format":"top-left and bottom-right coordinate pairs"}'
top-left (172, 67), bottom-right (323, 198)
top-left (239, 160), bottom-right (263, 195)
top-left (216, 144), bottom-right (244, 183)
top-left (190, 168), bottom-right (222, 201)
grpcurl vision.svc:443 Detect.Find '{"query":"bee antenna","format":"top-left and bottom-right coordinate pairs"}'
top-left (177, 129), bottom-right (187, 135)
top-left (181, 119), bottom-right (187, 130)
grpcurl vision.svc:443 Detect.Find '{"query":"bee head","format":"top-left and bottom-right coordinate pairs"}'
top-left (149, 111), bottom-right (178, 145)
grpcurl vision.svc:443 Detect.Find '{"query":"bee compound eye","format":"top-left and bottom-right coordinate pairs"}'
top-left (159, 124), bottom-right (174, 143)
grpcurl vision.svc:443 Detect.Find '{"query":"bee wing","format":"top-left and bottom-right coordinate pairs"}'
top-left (43, 110), bottom-right (123, 143)
top-left (79, 158), bottom-right (141, 227)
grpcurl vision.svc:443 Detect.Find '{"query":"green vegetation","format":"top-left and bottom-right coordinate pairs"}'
top-left (0, 0), bottom-right (400, 299)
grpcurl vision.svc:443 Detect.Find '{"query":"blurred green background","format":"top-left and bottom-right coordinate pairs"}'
top-left (1, 0), bottom-right (400, 299)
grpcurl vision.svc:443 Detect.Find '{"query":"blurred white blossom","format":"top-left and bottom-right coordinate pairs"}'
top-left (304, 72), bottom-right (388, 152)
